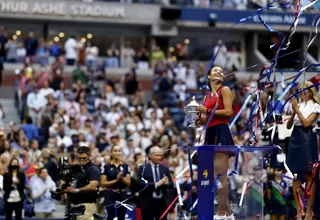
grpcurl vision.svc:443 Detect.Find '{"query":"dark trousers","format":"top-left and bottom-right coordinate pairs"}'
top-left (142, 198), bottom-right (166, 220)
top-left (5, 201), bottom-right (23, 220)
top-left (66, 59), bottom-right (75, 66)
top-left (104, 190), bottom-right (127, 220)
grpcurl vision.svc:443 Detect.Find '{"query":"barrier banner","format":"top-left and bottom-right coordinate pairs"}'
top-left (197, 147), bottom-right (214, 220)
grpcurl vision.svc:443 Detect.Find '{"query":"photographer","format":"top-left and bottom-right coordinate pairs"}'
top-left (65, 146), bottom-right (101, 220)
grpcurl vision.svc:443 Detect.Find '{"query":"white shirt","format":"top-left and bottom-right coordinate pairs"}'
top-left (0, 109), bottom-right (4, 125)
top-left (213, 45), bottom-right (228, 67)
top-left (39, 87), bottom-right (55, 98)
top-left (31, 177), bottom-right (56, 213)
top-left (64, 38), bottom-right (77, 59)
top-left (28, 149), bottom-right (42, 163)
top-left (85, 46), bottom-right (99, 61)
top-left (145, 108), bottom-right (163, 119)
top-left (27, 92), bottom-right (47, 110)
top-left (294, 100), bottom-right (320, 126)
top-left (56, 135), bottom-right (72, 148)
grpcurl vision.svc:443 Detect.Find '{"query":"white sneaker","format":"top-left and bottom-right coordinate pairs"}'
top-left (227, 214), bottom-right (235, 220)
top-left (214, 214), bottom-right (227, 220)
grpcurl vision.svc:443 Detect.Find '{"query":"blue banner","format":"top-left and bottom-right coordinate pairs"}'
top-left (180, 8), bottom-right (316, 26)
top-left (197, 147), bottom-right (214, 220)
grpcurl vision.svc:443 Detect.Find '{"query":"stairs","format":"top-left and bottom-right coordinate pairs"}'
top-left (0, 98), bottom-right (20, 127)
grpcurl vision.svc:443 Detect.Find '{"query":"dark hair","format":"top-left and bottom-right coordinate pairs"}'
top-left (26, 116), bottom-right (33, 124)
top-left (39, 167), bottom-right (47, 174)
top-left (207, 65), bottom-right (224, 91)
top-left (8, 157), bottom-right (20, 173)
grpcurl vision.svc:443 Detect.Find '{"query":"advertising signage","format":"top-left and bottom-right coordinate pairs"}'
top-left (180, 8), bottom-right (316, 26)
top-left (0, 0), bottom-right (125, 18)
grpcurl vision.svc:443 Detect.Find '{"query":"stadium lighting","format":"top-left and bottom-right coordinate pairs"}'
top-left (169, 47), bottom-right (174, 52)
top-left (15, 30), bottom-right (21, 36)
top-left (87, 33), bottom-right (93, 39)
top-left (54, 36), bottom-right (60, 42)
top-left (81, 37), bottom-right (87, 43)
top-left (12, 35), bottom-right (17, 40)
top-left (184, 39), bottom-right (190, 44)
top-left (59, 32), bottom-right (65, 38)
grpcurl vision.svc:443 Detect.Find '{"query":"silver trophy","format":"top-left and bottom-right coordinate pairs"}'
top-left (186, 96), bottom-right (200, 128)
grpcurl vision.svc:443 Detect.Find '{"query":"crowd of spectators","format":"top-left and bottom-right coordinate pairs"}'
top-left (0, 22), bottom-right (316, 219)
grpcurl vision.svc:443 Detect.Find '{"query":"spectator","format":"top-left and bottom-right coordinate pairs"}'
top-left (64, 36), bottom-right (77, 66)
top-left (26, 85), bottom-right (47, 126)
top-left (31, 167), bottom-right (56, 218)
top-left (0, 27), bottom-right (8, 63)
top-left (5, 38), bottom-right (18, 63)
top-left (213, 39), bottom-right (228, 68)
top-left (3, 157), bottom-right (25, 220)
top-left (124, 72), bottom-right (139, 96)
top-left (37, 38), bottom-right (49, 65)
top-left (72, 62), bottom-right (87, 84)
top-left (151, 46), bottom-right (166, 67)
top-left (24, 32), bottom-right (38, 63)
top-left (28, 139), bottom-right (42, 163)
top-left (136, 47), bottom-right (150, 69)
top-left (122, 41), bottom-right (135, 68)
top-left (21, 116), bottom-right (39, 142)
top-left (39, 80), bottom-right (55, 98)
top-left (16, 42), bottom-right (26, 63)
top-left (106, 43), bottom-right (120, 68)
top-left (0, 104), bottom-right (5, 126)
top-left (35, 65), bottom-right (51, 88)
top-left (49, 41), bottom-right (61, 64)
top-left (85, 40), bottom-right (99, 68)
top-left (173, 79), bottom-right (187, 102)
top-left (56, 123), bottom-right (72, 148)
top-left (63, 93), bottom-right (80, 116)
top-left (21, 151), bottom-right (36, 182)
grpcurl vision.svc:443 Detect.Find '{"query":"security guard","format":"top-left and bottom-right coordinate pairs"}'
top-left (101, 145), bottom-right (131, 220)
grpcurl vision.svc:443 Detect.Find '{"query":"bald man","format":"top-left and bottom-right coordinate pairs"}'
top-left (138, 146), bottom-right (173, 220)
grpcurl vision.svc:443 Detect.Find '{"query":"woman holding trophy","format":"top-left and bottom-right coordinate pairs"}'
top-left (195, 66), bottom-right (235, 220)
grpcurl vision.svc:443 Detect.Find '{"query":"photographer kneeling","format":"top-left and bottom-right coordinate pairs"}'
top-left (65, 146), bottom-right (101, 220)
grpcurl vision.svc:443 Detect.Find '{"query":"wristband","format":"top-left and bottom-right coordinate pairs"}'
top-left (74, 188), bottom-right (80, 193)
top-left (206, 108), bottom-right (212, 114)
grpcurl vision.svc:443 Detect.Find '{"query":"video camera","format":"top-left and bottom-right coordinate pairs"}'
top-left (51, 157), bottom-right (85, 220)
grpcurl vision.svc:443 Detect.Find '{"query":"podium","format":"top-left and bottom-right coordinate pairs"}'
top-left (197, 145), bottom-right (276, 220)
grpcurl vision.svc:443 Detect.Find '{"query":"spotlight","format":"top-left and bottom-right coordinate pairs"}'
top-left (208, 13), bottom-right (218, 27)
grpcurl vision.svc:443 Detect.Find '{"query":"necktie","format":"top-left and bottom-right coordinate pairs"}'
top-left (154, 165), bottom-right (160, 196)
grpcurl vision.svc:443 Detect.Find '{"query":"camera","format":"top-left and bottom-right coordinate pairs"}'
top-left (51, 157), bottom-right (85, 220)
top-left (51, 157), bottom-right (79, 201)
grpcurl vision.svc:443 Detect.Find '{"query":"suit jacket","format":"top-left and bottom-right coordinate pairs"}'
top-left (3, 171), bottom-right (25, 202)
top-left (137, 163), bottom-right (173, 210)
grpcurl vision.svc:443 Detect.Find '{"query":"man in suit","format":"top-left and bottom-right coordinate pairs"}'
top-left (138, 146), bottom-right (173, 220)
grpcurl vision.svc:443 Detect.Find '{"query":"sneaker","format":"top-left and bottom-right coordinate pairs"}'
top-left (227, 214), bottom-right (235, 220)
top-left (214, 214), bottom-right (227, 220)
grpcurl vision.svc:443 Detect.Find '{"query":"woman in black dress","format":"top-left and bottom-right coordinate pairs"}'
top-left (286, 81), bottom-right (320, 220)
top-left (101, 145), bottom-right (131, 220)
top-left (3, 157), bottom-right (26, 220)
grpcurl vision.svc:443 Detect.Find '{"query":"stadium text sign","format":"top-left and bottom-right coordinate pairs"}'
top-left (0, 1), bottom-right (125, 18)
top-left (252, 14), bottom-right (307, 25)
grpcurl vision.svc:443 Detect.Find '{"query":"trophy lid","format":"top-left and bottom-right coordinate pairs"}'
top-left (187, 96), bottom-right (200, 107)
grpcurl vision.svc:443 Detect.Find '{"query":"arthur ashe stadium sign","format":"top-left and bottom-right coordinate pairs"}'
top-left (0, 0), bottom-right (125, 18)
